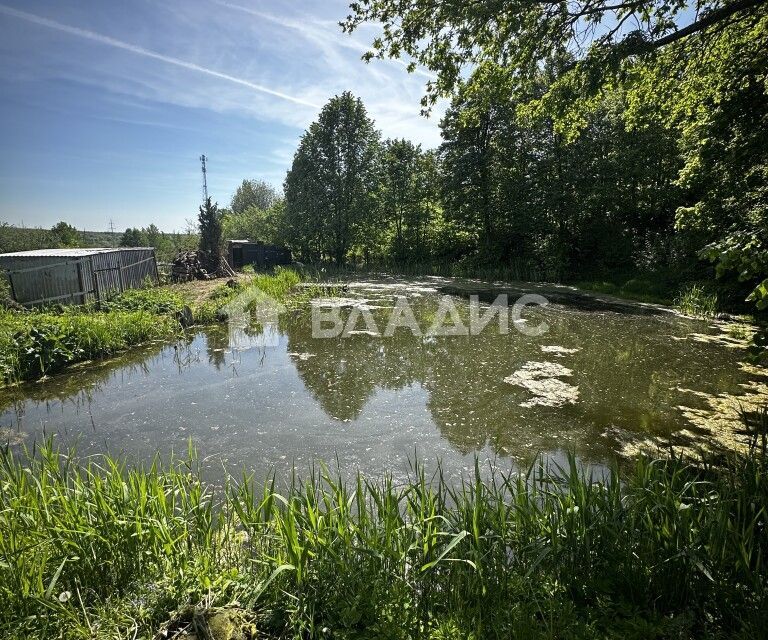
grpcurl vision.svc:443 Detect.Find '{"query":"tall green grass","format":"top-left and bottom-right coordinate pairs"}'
top-left (194, 267), bottom-right (303, 323)
top-left (0, 308), bottom-right (178, 386)
top-left (675, 283), bottom-right (720, 318)
top-left (1, 437), bottom-right (766, 639)
top-left (250, 266), bottom-right (302, 300)
top-left (0, 270), bottom-right (305, 385)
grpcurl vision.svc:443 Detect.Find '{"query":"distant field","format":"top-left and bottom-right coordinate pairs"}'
top-left (82, 230), bottom-right (122, 247)
top-left (0, 224), bottom-right (196, 262)
top-left (0, 225), bottom-right (119, 252)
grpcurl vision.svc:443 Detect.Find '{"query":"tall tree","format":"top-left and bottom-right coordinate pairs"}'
top-left (380, 139), bottom-right (436, 263)
top-left (198, 197), bottom-right (223, 261)
top-left (629, 12), bottom-right (768, 308)
top-left (230, 179), bottom-right (278, 214)
top-left (284, 92), bottom-right (381, 265)
top-left (343, 0), bottom-right (766, 117)
top-left (283, 133), bottom-right (326, 262)
top-left (119, 228), bottom-right (143, 247)
top-left (50, 221), bottom-right (80, 248)
top-left (438, 58), bottom-right (682, 276)
top-left (222, 200), bottom-right (287, 245)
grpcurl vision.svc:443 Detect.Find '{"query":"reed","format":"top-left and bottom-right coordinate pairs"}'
top-left (675, 283), bottom-right (720, 318)
top-left (1, 435), bottom-right (766, 639)
top-left (250, 266), bottom-right (302, 300)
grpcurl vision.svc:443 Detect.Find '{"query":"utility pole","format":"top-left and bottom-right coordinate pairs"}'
top-left (200, 155), bottom-right (209, 203)
top-left (108, 219), bottom-right (115, 246)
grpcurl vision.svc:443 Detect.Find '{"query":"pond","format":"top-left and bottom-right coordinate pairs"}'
top-left (1, 277), bottom-right (766, 481)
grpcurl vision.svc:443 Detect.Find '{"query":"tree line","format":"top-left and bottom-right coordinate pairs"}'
top-left (219, 0), bottom-right (766, 310)
top-left (5, 0), bottom-right (764, 311)
top-left (118, 224), bottom-right (197, 261)
top-left (0, 221), bottom-right (196, 263)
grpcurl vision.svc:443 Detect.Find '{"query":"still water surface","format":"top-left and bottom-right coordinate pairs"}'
top-left (1, 279), bottom-right (763, 481)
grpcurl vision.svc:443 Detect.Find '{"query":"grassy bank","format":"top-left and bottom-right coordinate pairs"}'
top-left (1, 430), bottom-right (767, 639)
top-left (0, 306), bottom-right (180, 386)
top-left (0, 268), bottom-right (304, 386)
top-left (194, 267), bottom-right (302, 323)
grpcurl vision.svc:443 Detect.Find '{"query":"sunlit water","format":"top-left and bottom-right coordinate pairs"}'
top-left (1, 278), bottom-right (764, 482)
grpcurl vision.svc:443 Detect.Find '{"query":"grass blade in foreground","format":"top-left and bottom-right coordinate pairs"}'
top-left (0, 436), bottom-right (766, 639)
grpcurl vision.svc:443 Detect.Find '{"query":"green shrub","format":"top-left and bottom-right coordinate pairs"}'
top-left (675, 283), bottom-right (719, 318)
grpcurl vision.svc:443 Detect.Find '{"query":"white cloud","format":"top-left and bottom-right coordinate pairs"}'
top-left (214, 0), bottom-right (437, 81)
top-left (0, 3), bottom-right (321, 107)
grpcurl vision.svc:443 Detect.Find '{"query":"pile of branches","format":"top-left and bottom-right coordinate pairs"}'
top-left (170, 250), bottom-right (235, 283)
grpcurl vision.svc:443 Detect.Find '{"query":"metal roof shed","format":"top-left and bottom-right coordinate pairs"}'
top-left (0, 247), bottom-right (159, 307)
top-left (226, 240), bottom-right (291, 269)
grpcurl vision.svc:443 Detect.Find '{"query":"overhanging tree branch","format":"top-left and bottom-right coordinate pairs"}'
top-left (643, 0), bottom-right (766, 51)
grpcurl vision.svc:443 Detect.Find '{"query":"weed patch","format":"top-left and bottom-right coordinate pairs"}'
top-left (0, 309), bottom-right (178, 385)
top-left (675, 283), bottom-right (720, 318)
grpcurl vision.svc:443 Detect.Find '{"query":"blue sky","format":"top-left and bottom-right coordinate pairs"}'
top-left (0, 0), bottom-right (444, 232)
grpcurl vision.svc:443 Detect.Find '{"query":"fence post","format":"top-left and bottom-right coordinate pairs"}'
top-left (7, 271), bottom-right (17, 302)
top-left (93, 264), bottom-right (102, 308)
top-left (76, 259), bottom-right (86, 305)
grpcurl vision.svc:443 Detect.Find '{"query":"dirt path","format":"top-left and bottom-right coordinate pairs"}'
top-left (161, 274), bottom-right (249, 306)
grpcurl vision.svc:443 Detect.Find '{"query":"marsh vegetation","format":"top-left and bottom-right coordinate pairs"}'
top-left (0, 269), bottom-right (304, 387)
top-left (1, 431), bottom-right (767, 639)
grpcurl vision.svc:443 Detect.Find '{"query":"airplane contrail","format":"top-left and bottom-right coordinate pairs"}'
top-left (0, 3), bottom-right (320, 109)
